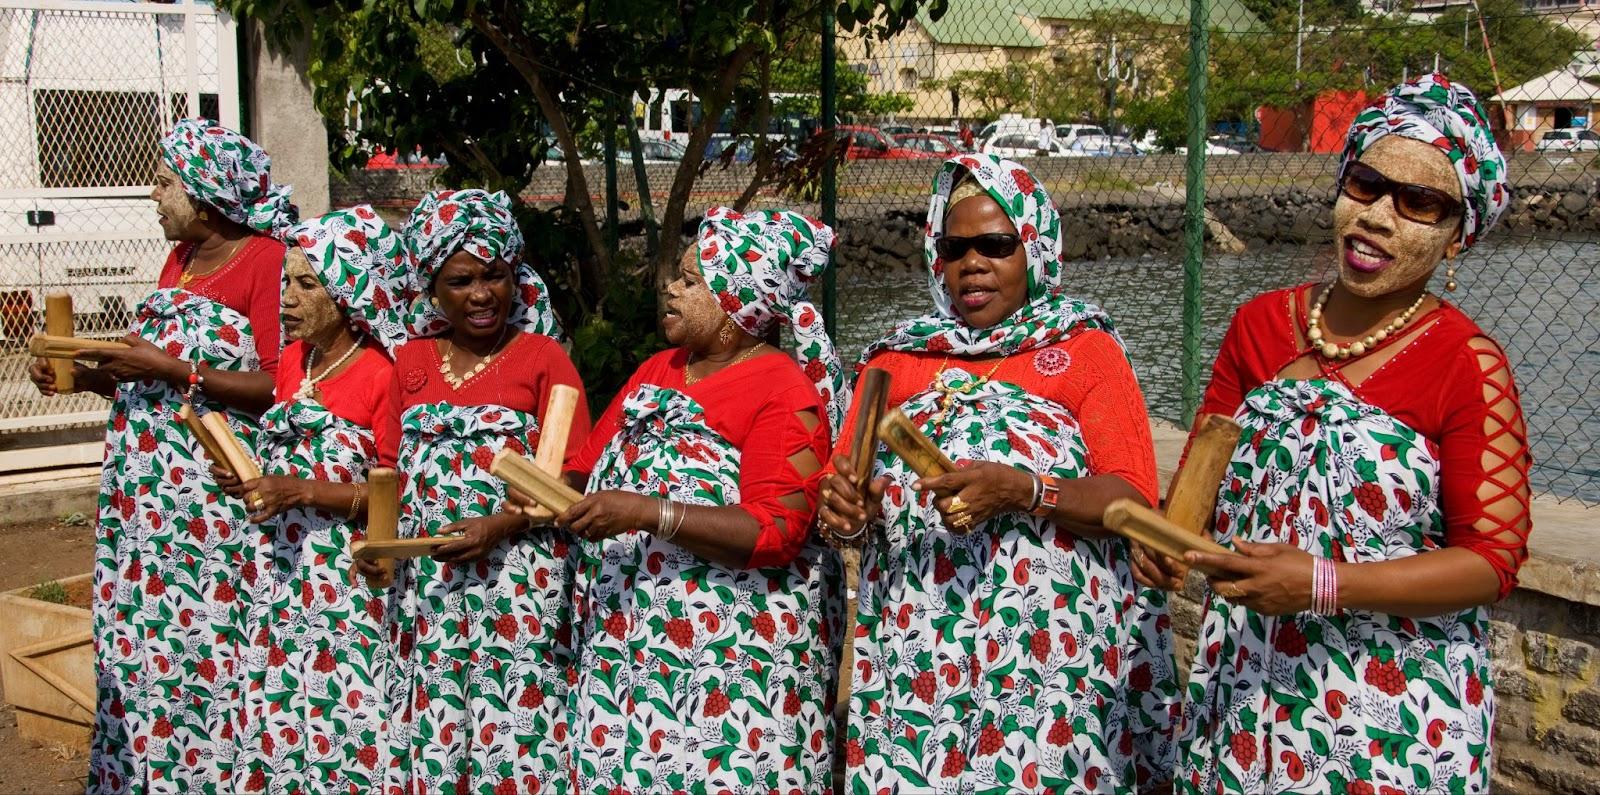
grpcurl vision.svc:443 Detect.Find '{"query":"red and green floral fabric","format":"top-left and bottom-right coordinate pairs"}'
top-left (90, 289), bottom-right (262, 794)
top-left (846, 367), bottom-right (1177, 794)
top-left (1177, 379), bottom-right (1492, 794)
top-left (568, 384), bottom-right (840, 794)
top-left (381, 403), bottom-right (572, 795)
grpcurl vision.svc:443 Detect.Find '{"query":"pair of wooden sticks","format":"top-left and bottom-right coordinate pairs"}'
top-left (30, 293), bottom-right (128, 395)
top-left (349, 384), bottom-right (585, 583)
top-left (871, 394), bottom-right (1243, 575)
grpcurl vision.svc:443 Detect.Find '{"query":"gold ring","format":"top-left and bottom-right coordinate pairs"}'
top-left (948, 497), bottom-right (968, 513)
top-left (1221, 583), bottom-right (1245, 600)
top-left (950, 514), bottom-right (972, 531)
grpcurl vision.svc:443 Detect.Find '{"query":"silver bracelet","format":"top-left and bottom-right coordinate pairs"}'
top-left (1026, 472), bottom-right (1043, 513)
top-left (656, 499), bottom-right (682, 542)
top-left (830, 519), bottom-right (867, 542)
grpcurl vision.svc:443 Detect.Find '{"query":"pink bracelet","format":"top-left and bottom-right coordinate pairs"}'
top-left (1311, 556), bottom-right (1340, 616)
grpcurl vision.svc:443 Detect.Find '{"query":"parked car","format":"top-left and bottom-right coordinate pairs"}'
top-left (893, 132), bottom-right (963, 157)
top-left (1207, 133), bottom-right (1262, 154)
top-left (1055, 124), bottom-right (1108, 144)
top-left (1536, 129), bottom-right (1600, 152)
top-left (637, 139), bottom-right (687, 162)
top-left (981, 133), bottom-right (1070, 158)
top-left (1064, 135), bottom-right (1142, 157)
top-left (819, 125), bottom-right (936, 160)
top-left (704, 135), bottom-right (797, 165)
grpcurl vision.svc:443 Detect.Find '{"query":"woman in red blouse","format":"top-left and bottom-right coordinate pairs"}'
top-left (816, 154), bottom-right (1175, 793)
top-left (209, 205), bottom-right (408, 794)
top-left (557, 207), bottom-right (843, 794)
top-left (368, 189), bottom-right (587, 795)
top-left (1149, 75), bottom-right (1532, 793)
top-left (25, 120), bottom-right (296, 794)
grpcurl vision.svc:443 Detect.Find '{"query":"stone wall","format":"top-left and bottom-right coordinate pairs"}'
top-left (1150, 423), bottom-right (1600, 794)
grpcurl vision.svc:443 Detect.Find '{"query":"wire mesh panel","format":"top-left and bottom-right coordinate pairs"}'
top-left (825, 1), bottom-right (1600, 504)
top-left (0, 0), bottom-right (237, 434)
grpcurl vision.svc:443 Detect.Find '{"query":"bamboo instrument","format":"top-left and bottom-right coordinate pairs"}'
top-left (178, 405), bottom-right (234, 478)
top-left (876, 409), bottom-right (957, 483)
top-left (359, 468), bottom-right (400, 587)
top-left (520, 384), bottom-right (580, 523)
top-left (29, 334), bottom-right (127, 359)
top-left (44, 294), bottom-right (74, 393)
top-left (1163, 414), bottom-right (1243, 536)
top-left (1102, 499), bottom-right (1239, 577)
top-left (199, 411), bottom-right (262, 482)
top-left (835, 369), bottom-right (890, 767)
top-left (352, 537), bottom-right (461, 560)
top-left (490, 449), bottom-right (582, 514)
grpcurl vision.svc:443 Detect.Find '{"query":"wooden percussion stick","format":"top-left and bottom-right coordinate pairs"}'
top-left (28, 334), bottom-right (127, 359)
top-left (490, 450), bottom-right (582, 515)
top-left (1164, 414), bottom-right (1243, 537)
top-left (521, 384), bottom-right (580, 523)
top-left (361, 468), bottom-right (400, 588)
top-left (1101, 499), bottom-right (1239, 578)
top-left (178, 405), bottom-right (234, 478)
top-left (835, 369), bottom-right (890, 773)
top-left (45, 293), bottom-right (74, 393)
top-left (199, 411), bottom-right (263, 482)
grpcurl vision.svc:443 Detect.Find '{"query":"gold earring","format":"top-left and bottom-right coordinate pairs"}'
top-left (718, 319), bottom-right (735, 346)
top-left (198, 208), bottom-right (209, 221)
top-left (430, 296), bottom-right (439, 307)
top-left (1444, 262), bottom-right (1458, 293)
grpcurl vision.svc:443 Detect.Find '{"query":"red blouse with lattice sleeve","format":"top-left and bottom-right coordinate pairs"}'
top-left (826, 329), bottom-right (1161, 507)
top-left (567, 348), bottom-right (833, 570)
top-left (1197, 283), bottom-right (1533, 597)
top-left (274, 340), bottom-right (400, 468)
top-left (158, 236), bottom-right (285, 375)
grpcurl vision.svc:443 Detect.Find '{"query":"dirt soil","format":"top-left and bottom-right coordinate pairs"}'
top-left (0, 517), bottom-right (94, 793)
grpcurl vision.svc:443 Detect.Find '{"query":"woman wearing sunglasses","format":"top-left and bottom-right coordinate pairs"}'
top-left (817, 154), bottom-right (1177, 793)
top-left (1139, 75), bottom-right (1531, 793)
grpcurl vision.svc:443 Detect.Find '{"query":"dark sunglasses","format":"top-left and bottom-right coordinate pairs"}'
top-left (1338, 161), bottom-right (1463, 226)
top-left (934, 233), bottom-right (1021, 261)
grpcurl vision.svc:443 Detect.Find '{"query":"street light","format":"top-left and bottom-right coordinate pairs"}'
top-left (1096, 33), bottom-right (1138, 136)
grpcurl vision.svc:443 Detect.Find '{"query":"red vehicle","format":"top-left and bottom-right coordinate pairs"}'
top-left (822, 125), bottom-right (940, 160)
top-left (893, 132), bottom-right (964, 157)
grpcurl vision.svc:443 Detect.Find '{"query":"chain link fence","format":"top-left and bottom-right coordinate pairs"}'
top-left (821, 1), bottom-right (1600, 504)
top-left (0, 0), bottom-right (237, 436)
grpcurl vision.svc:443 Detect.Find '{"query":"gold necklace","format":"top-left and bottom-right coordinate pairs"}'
top-left (440, 333), bottom-right (507, 389)
top-left (685, 343), bottom-right (766, 386)
top-left (930, 355), bottom-right (1007, 429)
top-left (179, 237), bottom-right (248, 287)
top-left (1307, 284), bottom-right (1427, 360)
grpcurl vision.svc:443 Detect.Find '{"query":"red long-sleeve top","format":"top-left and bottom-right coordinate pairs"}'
top-left (829, 330), bottom-right (1162, 507)
top-left (567, 348), bottom-right (833, 570)
top-left (158, 236), bottom-right (285, 376)
top-left (386, 332), bottom-right (591, 468)
top-left (273, 339), bottom-right (400, 467)
top-left (1198, 283), bottom-right (1532, 597)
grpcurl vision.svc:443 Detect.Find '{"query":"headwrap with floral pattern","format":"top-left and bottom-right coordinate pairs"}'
top-left (861, 154), bottom-right (1120, 362)
top-left (1342, 73), bottom-right (1510, 251)
top-left (285, 205), bottom-right (409, 353)
top-left (401, 189), bottom-right (562, 339)
top-left (697, 206), bottom-right (846, 431)
top-left (158, 118), bottom-right (298, 240)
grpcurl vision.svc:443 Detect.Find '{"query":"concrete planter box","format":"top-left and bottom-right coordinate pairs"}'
top-left (0, 573), bottom-right (94, 748)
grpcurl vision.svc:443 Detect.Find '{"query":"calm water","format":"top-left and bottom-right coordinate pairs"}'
top-left (826, 234), bottom-right (1600, 503)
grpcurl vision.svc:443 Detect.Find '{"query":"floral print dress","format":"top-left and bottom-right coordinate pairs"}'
top-left (383, 403), bottom-right (572, 795)
top-left (234, 398), bottom-right (393, 794)
top-left (568, 385), bottom-right (839, 795)
top-left (847, 368), bottom-right (1176, 795)
top-left (1177, 379), bottom-right (1492, 794)
top-left (90, 289), bottom-right (261, 794)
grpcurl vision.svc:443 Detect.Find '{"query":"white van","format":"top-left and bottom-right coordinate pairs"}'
top-left (977, 114), bottom-right (1048, 147)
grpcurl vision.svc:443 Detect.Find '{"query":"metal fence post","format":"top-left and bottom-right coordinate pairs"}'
top-left (821, 12), bottom-right (838, 341)
top-left (604, 99), bottom-right (619, 253)
top-left (1181, 0), bottom-right (1209, 425)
